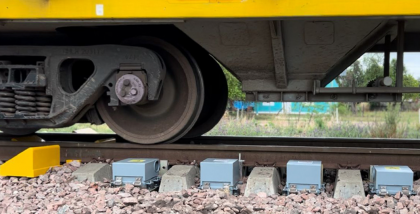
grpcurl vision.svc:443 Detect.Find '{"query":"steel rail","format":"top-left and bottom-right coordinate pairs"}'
top-left (1, 138), bottom-right (420, 170)
top-left (8, 133), bottom-right (420, 148)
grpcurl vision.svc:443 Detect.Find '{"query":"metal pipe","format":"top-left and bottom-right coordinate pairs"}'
top-left (380, 77), bottom-right (393, 86)
top-left (384, 35), bottom-right (391, 77)
top-left (396, 21), bottom-right (405, 88)
top-left (316, 87), bottom-right (420, 94)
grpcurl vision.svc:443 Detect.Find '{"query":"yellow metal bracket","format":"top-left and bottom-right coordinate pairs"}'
top-left (0, 145), bottom-right (60, 178)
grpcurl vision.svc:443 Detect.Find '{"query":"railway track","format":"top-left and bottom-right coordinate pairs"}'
top-left (1, 134), bottom-right (420, 170)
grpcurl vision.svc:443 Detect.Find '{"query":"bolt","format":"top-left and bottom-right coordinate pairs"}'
top-left (123, 79), bottom-right (130, 86)
top-left (119, 90), bottom-right (126, 97)
top-left (130, 88), bottom-right (138, 95)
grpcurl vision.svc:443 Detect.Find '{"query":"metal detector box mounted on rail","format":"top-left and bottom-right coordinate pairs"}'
top-left (200, 158), bottom-right (240, 194)
top-left (112, 158), bottom-right (161, 190)
top-left (370, 165), bottom-right (414, 195)
top-left (284, 160), bottom-right (323, 194)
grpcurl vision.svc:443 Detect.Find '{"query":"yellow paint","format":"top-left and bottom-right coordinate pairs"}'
top-left (11, 135), bottom-right (44, 142)
top-left (170, 0), bottom-right (242, 3)
top-left (0, 145), bottom-right (60, 178)
top-left (0, 0), bottom-right (419, 19)
top-left (66, 159), bottom-right (81, 163)
top-left (129, 159), bottom-right (145, 163)
top-left (385, 166), bottom-right (401, 170)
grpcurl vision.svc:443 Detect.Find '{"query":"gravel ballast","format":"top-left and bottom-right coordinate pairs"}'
top-left (1, 163), bottom-right (420, 214)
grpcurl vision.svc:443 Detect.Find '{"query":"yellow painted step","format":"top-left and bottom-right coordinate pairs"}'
top-left (66, 159), bottom-right (81, 164)
top-left (0, 145), bottom-right (60, 178)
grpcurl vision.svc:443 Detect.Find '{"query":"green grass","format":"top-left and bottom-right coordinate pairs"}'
top-left (340, 111), bottom-right (418, 123)
top-left (37, 107), bottom-right (420, 139)
top-left (204, 114), bottom-right (371, 138)
top-left (206, 105), bottom-right (420, 139)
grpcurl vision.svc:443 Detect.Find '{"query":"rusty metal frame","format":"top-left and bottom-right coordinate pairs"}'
top-left (246, 91), bottom-right (400, 102)
top-left (270, 21), bottom-right (288, 89)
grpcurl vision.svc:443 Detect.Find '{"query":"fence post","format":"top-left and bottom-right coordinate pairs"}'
top-left (236, 108), bottom-right (239, 120)
top-left (336, 108), bottom-right (339, 123)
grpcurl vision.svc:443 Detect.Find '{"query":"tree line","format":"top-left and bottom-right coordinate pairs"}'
top-left (222, 54), bottom-right (420, 103)
top-left (336, 54), bottom-right (420, 101)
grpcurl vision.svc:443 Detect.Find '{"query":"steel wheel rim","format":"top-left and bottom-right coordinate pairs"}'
top-left (96, 37), bottom-right (204, 144)
top-left (184, 55), bottom-right (228, 138)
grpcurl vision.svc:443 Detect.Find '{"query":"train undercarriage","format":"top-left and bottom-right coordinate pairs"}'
top-left (0, 26), bottom-right (229, 144)
top-left (1, 10), bottom-right (420, 143)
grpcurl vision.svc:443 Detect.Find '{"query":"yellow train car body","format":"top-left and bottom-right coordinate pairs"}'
top-left (0, 0), bottom-right (419, 19)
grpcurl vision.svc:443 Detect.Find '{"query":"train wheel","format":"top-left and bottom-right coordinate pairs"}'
top-left (96, 38), bottom-right (204, 144)
top-left (0, 128), bottom-right (39, 136)
top-left (184, 55), bottom-right (228, 138)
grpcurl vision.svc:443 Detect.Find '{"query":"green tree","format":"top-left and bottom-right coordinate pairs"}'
top-left (389, 59), bottom-right (420, 101)
top-left (363, 54), bottom-right (383, 86)
top-left (336, 60), bottom-right (364, 114)
top-left (337, 60), bottom-right (364, 87)
top-left (336, 55), bottom-right (420, 102)
top-left (222, 67), bottom-right (245, 101)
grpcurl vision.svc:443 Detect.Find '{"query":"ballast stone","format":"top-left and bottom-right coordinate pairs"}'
top-left (244, 167), bottom-right (280, 197)
top-left (333, 169), bottom-right (365, 199)
top-left (72, 163), bottom-right (112, 182)
top-left (159, 165), bottom-right (198, 193)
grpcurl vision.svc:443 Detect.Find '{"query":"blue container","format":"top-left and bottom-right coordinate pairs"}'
top-left (200, 158), bottom-right (240, 189)
top-left (255, 102), bottom-right (283, 114)
top-left (371, 165), bottom-right (414, 195)
top-left (233, 101), bottom-right (254, 110)
top-left (285, 160), bottom-right (323, 194)
top-left (112, 158), bottom-right (160, 185)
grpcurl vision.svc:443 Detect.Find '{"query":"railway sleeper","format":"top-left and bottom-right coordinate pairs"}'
top-left (75, 158), bottom-right (418, 197)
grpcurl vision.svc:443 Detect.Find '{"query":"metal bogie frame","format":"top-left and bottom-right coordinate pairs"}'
top-left (0, 45), bottom-right (164, 129)
top-left (0, 62), bottom-right (46, 89)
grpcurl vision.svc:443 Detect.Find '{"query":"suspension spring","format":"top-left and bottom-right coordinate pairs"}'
top-left (0, 89), bottom-right (52, 117)
top-left (0, 90), bottom-right (15, 116)
top-left (15, 90), bottom-right (37, 116)
top-left (35, 91), bottom-right (52, 115)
